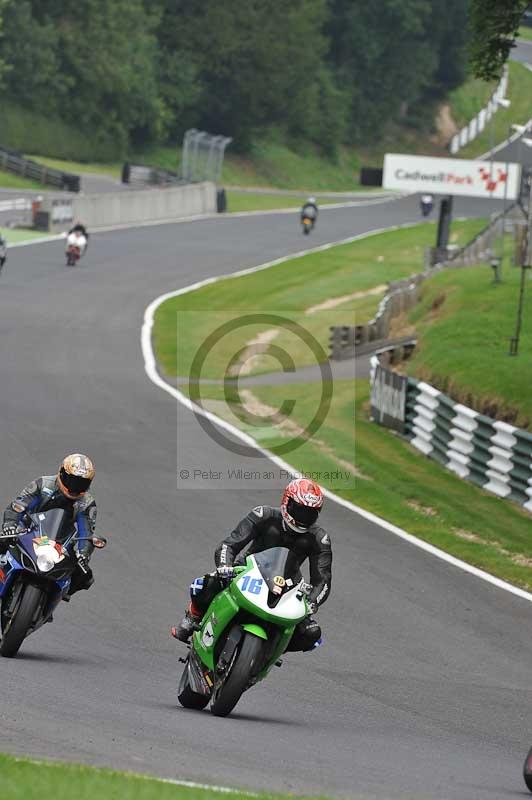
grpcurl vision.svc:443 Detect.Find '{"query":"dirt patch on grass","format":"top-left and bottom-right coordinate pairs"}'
top-left (388, 311), bottom-right (417, 340)
top-left (431, 104), bottom-right (458, 147)
top-left (238, 389), bottom-right (370, 480)
top-left (228, 329), bottom-right (279, 377)
top-left (511, 553), bottom-right (532, 568)
top-left (305, 285), bottom-right (386, 315)
top-left (430, 292), bottom-right (447, 314)
top-left (407, 499), bottom-right (438, 517)
top-left (452, 528), bottom-right (484, 543)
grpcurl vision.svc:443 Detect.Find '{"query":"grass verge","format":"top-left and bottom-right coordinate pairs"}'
top-left (225, 192), bottom-right (343, 213)
top-left (0, 227), bottom-right (56, 244)
top-left (153, 218), bottom-right (487, 380)
top-left (153, 217), bottom-right (532, 591)
top-left (26, 155), bottom-right (121, 179)
top-left (518, 26), bottom-right (532, 42)
top-left (0, 171), bottom-right (45, 190)
top-left (457, 61), bottom-right (532, 159)
top-left (179, 375), bottom-right (532, 591)
top-left (406, 241), bottom-right (532, 428)
top-left (0, 753), bottom-right (330, 800)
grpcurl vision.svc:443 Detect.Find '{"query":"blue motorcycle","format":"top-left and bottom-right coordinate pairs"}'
top-left (0, 508), bottom-right (106, 657)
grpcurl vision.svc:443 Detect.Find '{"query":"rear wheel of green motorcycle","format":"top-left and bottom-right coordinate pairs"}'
top-left (210, 633), bottom-right (264, 717)
top-left (0, 584), bottom-right (43, 658)
top-left (177, 660), bottom-right (210, 710)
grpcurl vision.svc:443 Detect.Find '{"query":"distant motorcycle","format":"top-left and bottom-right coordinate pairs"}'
top-left (66, 244), bottom-right (81, 267)
top-left (0, 508), bottom-right (106, 657)
top-left (301, 215), bottom-right (314, 235)
top-left (420, 194), bottom-right (434, 217)
top-left (65, 230), bottom-right (87, 267)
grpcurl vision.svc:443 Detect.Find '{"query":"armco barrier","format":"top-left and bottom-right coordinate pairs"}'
top-left (371, 356), bottom-right (532, 513)
top-left (449, 65), bottom-right (508, 155)
top-left (121, 163), bottom-right (182, 187)
top-left (38, 181), bottom-right (217, 232)
top-left (0, 145), bottom-right (80, 192)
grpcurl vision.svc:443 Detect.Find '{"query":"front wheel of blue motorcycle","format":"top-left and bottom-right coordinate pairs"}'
top-left (0, 584), bottom-right (43, 658)
top-left (210, 633), bottom-right (264, 718)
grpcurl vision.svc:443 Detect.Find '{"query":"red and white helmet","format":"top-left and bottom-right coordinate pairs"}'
top-left (281, 478), bottom-right (324, 533)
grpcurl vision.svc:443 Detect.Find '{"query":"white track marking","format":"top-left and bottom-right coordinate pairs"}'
top-left (141, 226), bottom-right (532, 606)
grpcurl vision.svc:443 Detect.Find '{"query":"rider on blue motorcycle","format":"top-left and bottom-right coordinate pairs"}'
top-left (172, 478), bottom-right (332, 652)
top-left (1, 454), bottom-right (97, 597)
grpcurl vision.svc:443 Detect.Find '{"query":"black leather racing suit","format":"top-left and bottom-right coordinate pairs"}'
top-left (2, 476), bottom-right (97, 595)
top-left (300, 202), bottom-right (318, 222)
top-left (190, 505), bottom-right (332, 651)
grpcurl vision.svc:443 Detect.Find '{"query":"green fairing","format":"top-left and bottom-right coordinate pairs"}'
top-left (193, 587), bottom-right (240, 671)
top-left (191, 551), bottom-right (307, 692)
top-left (242, 623), bottom-right (268, 640)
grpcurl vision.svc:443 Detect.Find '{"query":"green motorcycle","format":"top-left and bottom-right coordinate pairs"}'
top-left (177, 546), bottom-right (312, 717)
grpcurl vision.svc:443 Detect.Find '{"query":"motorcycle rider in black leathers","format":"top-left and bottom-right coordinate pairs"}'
top-left (300, 196), bottom-right (318, 228)
top-left (1, 454), bottom-right (98, 597)
top-left (172, 478), bottom-right (332, 652)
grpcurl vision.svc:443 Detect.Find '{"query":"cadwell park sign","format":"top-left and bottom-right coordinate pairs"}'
top-left (383, 153), bottom-right (521, 200)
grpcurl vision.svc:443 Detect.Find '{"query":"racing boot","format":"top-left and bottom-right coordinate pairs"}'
top-left (171, 603), bottom-right (202, 642)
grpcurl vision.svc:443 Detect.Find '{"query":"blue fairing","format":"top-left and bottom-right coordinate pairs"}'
top-left (0, 530), bottom-right (70, 599)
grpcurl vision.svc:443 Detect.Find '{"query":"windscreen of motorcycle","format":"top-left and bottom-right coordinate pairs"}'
top-left (252, 547), bottom-right (302, 593)
top-left (28, 509), bottom-right (69, 542)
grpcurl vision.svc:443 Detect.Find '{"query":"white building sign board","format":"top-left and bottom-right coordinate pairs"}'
top-left (383, 153), bottom-right (521, 200)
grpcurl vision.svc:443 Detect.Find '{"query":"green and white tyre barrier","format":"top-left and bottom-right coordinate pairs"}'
top-left (371, 356), bottom-right (532, 512)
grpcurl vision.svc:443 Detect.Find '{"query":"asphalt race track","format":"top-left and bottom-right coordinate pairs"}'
top-left (1, 190), bottom-right (531, 800)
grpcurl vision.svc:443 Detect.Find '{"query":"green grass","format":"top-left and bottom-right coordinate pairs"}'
top-left (458, 61), bottom-right (532, 159)
top-left (180, 375), bottom-right (532, 590)
top-left (153, 218), bottom-right (487, 380)
top-left (139, 141), bottom-right (366, 191)
top-left (0, 753), bottom-right (329, 800)
top-left (225, 191), bottom-right (345, 213)
top-left (26, 155), bottom-right (121, 179)
top-left (2, 102), bottom-right (121, 162)
top-left (0, 170), bottom-right (45, 190)
top-left (406, 246), bottom-right (532, 428)
top-left (447, 77), bottom-right (497, 130)
top-left (519, 26), bottom-right (532, 41)
top-left (0, 227), bottom-right (55, 243)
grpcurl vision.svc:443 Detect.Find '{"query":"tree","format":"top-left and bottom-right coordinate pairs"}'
top-left (327, 0), bottom-right (437, 140)
top-left (469, 0), bottom-right (529, 80)
top-left (157, 0), bottom-right (329, 150)
top-left (0, 1), bottom-right (65, 112)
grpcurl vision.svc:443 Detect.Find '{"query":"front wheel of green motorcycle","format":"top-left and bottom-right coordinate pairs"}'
top-left (177, 659), bottom-right (210, 710)
top-left (210, 633), bottom-right (264, 717)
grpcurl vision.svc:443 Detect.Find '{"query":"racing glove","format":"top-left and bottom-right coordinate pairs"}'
top-left (1, 522), bottom-right (17, 538)
top-left (216, 565), bottom-right (235, 579)
top-left (308, 602), bottom-right (318, 616)
top-left (76, 552), bottom-right (90, 573)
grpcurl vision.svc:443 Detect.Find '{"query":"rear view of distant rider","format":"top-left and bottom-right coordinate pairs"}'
top-left (301, 196), bottom-right (318, 227)
top-left (66, 222), bottom-right (89, 257)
